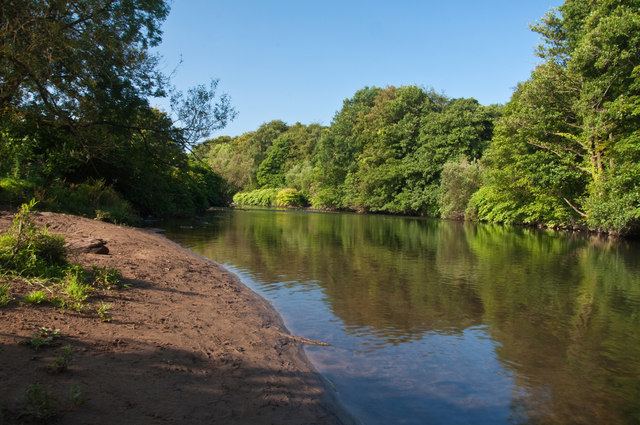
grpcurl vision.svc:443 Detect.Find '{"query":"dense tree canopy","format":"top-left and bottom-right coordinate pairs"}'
top-left (0, 0), bottom-right (236, 220)
top-left (201, 86), bottom-right (498, 216)
top-left (473, 0), bottom-right (640, 234)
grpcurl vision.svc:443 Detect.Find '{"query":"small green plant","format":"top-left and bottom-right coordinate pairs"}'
top-left (68, 384), bottom-right (86, 407)
top-left (92, 266), bottom-right (124, 289)
top-left (96, 302), bottom-right (112, 322)
top-left (47, 345), bottom-right (73, 374)
top-left (23, 384), bottom-right (58, 421)
top-left (23, 289), bottom-right (48, 305)
top-left (26, 327), bottom-right (61, 351)
top-left (60, 267), bottom-right (91, 311)
top-left (0, 283), bottom-right (12, 307)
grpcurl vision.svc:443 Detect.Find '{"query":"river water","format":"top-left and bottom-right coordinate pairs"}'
top-left (163, 208), bottom-right (640, 425)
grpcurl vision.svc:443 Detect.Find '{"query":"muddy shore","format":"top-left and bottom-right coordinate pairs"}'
top-left (0, 212), bottom-right (352, 424)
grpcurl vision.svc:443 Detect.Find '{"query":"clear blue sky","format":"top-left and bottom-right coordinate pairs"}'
top-left (154, 0), bottom-right (561, 136)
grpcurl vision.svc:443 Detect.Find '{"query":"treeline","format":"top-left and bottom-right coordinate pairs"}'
top-left (201, 0), bottom-right (640, 236)
top-left (0, 1), bottom-right (234, 223)
top-left (197, 90), bottom-right (499, 215)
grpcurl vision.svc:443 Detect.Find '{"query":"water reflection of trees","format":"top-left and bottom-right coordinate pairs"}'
top-left (171, 210), bottom-right (640, 425)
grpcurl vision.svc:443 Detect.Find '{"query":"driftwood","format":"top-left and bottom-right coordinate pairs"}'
top-left (66, 238), bottom-right (109, 255)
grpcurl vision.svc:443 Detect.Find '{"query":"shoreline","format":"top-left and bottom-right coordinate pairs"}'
top-left (0, 211), bottom-right (354, 424)
top-left (224, 205), bottom-right (634, 239)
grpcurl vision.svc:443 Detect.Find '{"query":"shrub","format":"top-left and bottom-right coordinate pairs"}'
top-left (0, 200), bottom-right (67, 277)
top-left (0, 177), bottom-right (36, 207)
top-left (44, 180), bottom-right (139, 225)
top-left (233, 188), bottom-right (309, 208)
top-left (585, 163), bottom-right (640, 236)
top-left (274, 188), bottom-right (307, 208)
top-left (232, 188), bottom-right (279, 207)
top-left (310, 188), bottom-right (342, 210)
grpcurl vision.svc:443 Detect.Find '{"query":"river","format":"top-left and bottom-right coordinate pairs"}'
top-left (163, 208), bottom-right (640, 425)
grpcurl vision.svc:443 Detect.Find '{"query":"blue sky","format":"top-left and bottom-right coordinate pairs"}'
top-left (154, 0), bottom-right (561, 136)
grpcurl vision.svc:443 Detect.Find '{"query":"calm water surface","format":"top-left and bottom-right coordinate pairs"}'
top-left (164, 209), bottom-right (640, 425)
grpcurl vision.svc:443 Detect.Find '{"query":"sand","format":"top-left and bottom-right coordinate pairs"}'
top-left (0, 212), bottom-right (352, 424)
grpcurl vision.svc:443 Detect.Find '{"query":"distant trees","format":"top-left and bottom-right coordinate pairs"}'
top-left (200, 86), bottom-right (498, 216)
top-left (202, 0), bottom-right (639, 236)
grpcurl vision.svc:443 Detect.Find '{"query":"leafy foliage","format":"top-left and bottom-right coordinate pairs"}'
top-left (274, 189), bottom-right (308, 208)
top-left (23, 290), bottom-right (48, 305)
top-left (202, 86), bottom-right (498, 217)
top-left (439, 159), bottom-right (483, 220)
top-left (0, 202), bottom-right (127, 315)
top-left (0, 201), bottom-right (66, 277)
top-left (232, 189), bottom-right (280, 207)
top-left (23, 384), bottom-right (58, 421)
top-left (0, 1), bottom-right (235, 219)
top-left (233, 188), bottom-right (308, 208)
top-left (475, 0), bottom-right (640, 234)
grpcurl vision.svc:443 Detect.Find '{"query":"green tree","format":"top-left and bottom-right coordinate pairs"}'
top-left (475, 0), bottom-right (640, 234)
top-left (0, 0), bottom-right (236, 219)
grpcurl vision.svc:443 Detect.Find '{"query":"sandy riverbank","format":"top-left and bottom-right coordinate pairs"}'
top-left (0, 211), bottom-right (351, 424)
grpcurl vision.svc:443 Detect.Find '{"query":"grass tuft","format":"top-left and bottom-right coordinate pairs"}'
top-left (23, 290), bottom-right (48, 305)
top-left (68, 385), bottom-right (86, 407)
top-left (96, 302), bottom-right (112, 322)
top-left (0, 283), bottom-right (12, 307)
top-left (91, 266), bottom-right (124, 289)
top-left (23, 384), bottom-right (58, 421)
top-left (0, 201), bottom-right (124, 319)
top-left (60, 267), bottom-right (92, 311)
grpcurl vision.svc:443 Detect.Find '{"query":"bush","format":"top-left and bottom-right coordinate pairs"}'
top-left (0, 177), bottom-right (36, 207)
top-left (232, 188), bottom-right (308, 208)
top-left (0, 201), bottom-right (67, 277)
top-left (274, 188), bottom-right (307, 208)
top-left (44, 180), bottom-right (139, 224)
top-left (310, 188), bottom-right (342, 210)
top-left (232, 188), bottom-right (279, 207)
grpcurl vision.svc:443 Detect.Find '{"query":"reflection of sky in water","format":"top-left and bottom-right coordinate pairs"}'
top-left (226, 265), bottom-right (520, 425)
